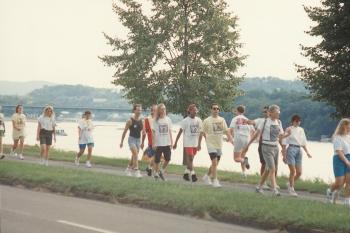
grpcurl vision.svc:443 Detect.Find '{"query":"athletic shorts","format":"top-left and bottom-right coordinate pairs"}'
top-left (234, 135), bottom-right (249, 153)
top-left (39, 129), bottom-right (53, 145)
top-left (185, 147), bottom-right (197, 156)
top-left (145, 145), bottom-right (156, 157)
top-left (155, 146), bottom-right (171, 163)
top-left (12, 129), bottom-right (25, 140)
top-left (208, 148), bottom-right (222, 161)
top-left (261, 144), bottom-right (279, 171)
top-left (286, 145), bottom-right (302, 166)
top-left (128, 136), bottom-right (141, 150)
top-left (333, 154), bottom-right (350, 177)
top-left (79, 143), bottom-right (94, 150)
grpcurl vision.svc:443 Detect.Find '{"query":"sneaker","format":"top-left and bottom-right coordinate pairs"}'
top-left (74, 156), bottom-right (80, 166)
top-left (18, 154), bottom-right (24, 160)
top-left (44, 160), bottom-right (49, 166)
top-left (212, 179), bottom-right (222, 188)
top-left (159, 170), bottom-right (166, 181)
top-left (135, 169), bottom-right (142, 178)
top-left (272, 189), bottom-right (281, 197)
top-left (39, 159), bottom-right (45, 165)
top-left (241, 172), bottom-right (247, 179)
top-left (183, 173), bottom-right (190, 181)
top-left (286, 182), bottom-right (291, 192)
top-left (86, 161), bottom-right (92, 168)
top-left (255, 186), bottom-right (264, 194)
top-left (0, 154), bottom-right (5, 160)
top-left (267, 182), bottom-right (280, 190)
top-left (202, 174), bottom-right (212, 185)
top-left (262, 183), bottom-right (270, 190)
top-left (146, 167), bottom-right (152, 177)
top-left (326, 188), bottom-right (337, 204)
top-left (191, 174), bottom-right (198, 182)
top-left (125, 167), bottom-right (132, 176)
top-left (243, 157), bottom-right (250, 169)
top-left (154, 173), bottom-right (160, 181)
top-left (289, 188), bottom-right (298, 197)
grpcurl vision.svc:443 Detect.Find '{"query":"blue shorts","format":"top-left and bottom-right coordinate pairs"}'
top-left (145, 145), bottom-right (156, 157)
top-left (333, 154), bottom-right (350, 177)
top-left (128, 136), bottom-right (140, 150)
top-left (79, 143), bottom-right (94, 150)
top-left (286, 145), bottom-right (302, 166)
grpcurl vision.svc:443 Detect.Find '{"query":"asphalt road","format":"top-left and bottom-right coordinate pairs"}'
top-left (0, 185), bottom-right (271, 233)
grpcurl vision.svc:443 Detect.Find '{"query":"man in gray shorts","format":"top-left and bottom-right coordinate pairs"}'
top-left (245, 105), bottom-right (290, 196)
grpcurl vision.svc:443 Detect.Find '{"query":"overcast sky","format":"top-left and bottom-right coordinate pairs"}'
top-left (0, 0), bottom-right (321, 88)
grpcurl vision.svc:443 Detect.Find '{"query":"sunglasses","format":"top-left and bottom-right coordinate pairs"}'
top-left (212, 107), bottom-right (220, 111)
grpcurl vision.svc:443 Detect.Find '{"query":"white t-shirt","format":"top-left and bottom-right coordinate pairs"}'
top-left (11, 113), bottom-right (26, 130)
top-left (258, 118), bottom-right (284, 146)
top-left (230, 115), bottom-right (253, 137)
top-left (282, 126), bottom-right (307, 146)
top-left (38, 115), bottom-right (56, 131)
top-left (78, 119), bottom-right (94, 144)
top-left (333, 135), bottom-right (350, 155)
top-left (180, 116), bottom-right (202, 148)
top-left (153, 116), bottom-right (172, 147)
top-left (254, 118), bottom-right (265, 130)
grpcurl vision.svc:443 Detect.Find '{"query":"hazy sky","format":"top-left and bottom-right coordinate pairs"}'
top-left (0, 0), bottom-right (321, 88)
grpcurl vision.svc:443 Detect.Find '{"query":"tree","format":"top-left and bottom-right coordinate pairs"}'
top-left (297, 0), bottom-right (350, 118)
top-left (100, 0), bottom-right (245, 117)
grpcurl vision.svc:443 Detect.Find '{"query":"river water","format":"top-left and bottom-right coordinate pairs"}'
top-left (2, 120), bottom-right (334, 182)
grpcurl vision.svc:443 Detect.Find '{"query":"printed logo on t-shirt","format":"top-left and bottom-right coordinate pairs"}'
top-left (158, 124), bottom-right (169, 134)
top-left (190, 123), bottom-right (200, 134)
top-left (212, 122), bottom-right (223, 133)
top-left (269, 125), bottom-right (280, 141)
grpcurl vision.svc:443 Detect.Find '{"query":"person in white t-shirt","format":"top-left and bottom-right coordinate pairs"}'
top-left (173, 104), bottom-right (202, 182)
top-left (282, 115), bottom-right (312, 197)
top-left (11, 105), bottom-right (26, 160)
top-left (326, 118), bottom-right (350, 206)
top-left (36, 106), bottom-right (56, 166)
top-left (245, 105), bottom-right (290, 196)
top-left (152, 103), bottom-right (173, 181)
top-left (230, 105), bottom-right (254, 178)
top-left (75, 111), bottom-right (95, 168)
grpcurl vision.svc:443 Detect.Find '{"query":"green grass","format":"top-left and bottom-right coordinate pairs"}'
top-left (3, 144), bottom-right (329, 194)
top-left (0, 160), bottom-right (348, 233)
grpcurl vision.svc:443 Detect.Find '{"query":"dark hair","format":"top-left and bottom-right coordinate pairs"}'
top-left (133, 104), bottom-right (142, 112)
top-left (211, 103), bottom-right (219, 109)
top-left (291, 114), bottom-right (301, 123)
top-left (15, 105), bottom-right (23, 113)
top-left (84, 110), bottom-right (91, 115)
top-left (237, 105), bottom-right (245, 114)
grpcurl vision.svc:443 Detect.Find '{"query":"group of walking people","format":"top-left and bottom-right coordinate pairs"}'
top-left (1, 102), bottom-right (350, 205)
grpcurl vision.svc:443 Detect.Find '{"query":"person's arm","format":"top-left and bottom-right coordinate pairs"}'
top-left (36, 123), bottom-right (41, 141)
top-left (245, 129), bottom-right (261, 151)
top-left (120, 120), bottom-right (131, 148)
top-left (302, 146), bottom-right (312, 158)
top-left (53, 125), bottom-right (56, 143)
top-left (336, 150), bottom-right (350, 167)
top-left (140, 119), bottom-right (146, 150)
top-left (169, 121), bottom-right (173, 148)
top-left (197, 132), bottom-right (204, 151)
top-left (12, 119), bottom-right (19, 131)
top-left (226, 129), bottom-right (233, 144)
top-left (173, 128), bottom-right (183, 150)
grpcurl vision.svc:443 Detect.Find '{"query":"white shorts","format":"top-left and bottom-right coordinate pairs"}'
top-left (234, 135), bottom-right (249, 153)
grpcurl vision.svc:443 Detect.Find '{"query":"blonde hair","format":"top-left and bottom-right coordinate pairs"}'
top-left (333, 118), bottom-right (350, 137)
top-left (42, 105), bottom-right (55, 118)
top-left (156, 103), bottom-right (166, 121)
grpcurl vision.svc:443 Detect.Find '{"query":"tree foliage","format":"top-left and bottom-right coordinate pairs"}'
top-left (100, 0), bottom-right (245, 116)
top-left (297, 0), bottom-right (350, 118)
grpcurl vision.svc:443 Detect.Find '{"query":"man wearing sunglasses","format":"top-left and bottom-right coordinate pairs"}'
top-left (198, 103), bottom-right (233, 187)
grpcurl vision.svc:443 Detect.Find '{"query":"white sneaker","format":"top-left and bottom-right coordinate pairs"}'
top-left (74, 156), bottom-right (80, 166)
top-left (262, 183), bottom-right (270, 190)
top-left (86, 161), bottom-right (92, 168)
top-left (202, 174), bottom-right (212, 185)
top-left (241, 172), bottom-right (247, 179)
top-left (255, 186), bottom-right (264, 194)
top-left (212, 179), bottom-right (222, 188)
top-left (289, 188), bottom-right (298, 197)
top-left (286, 182), bottom-right (291, 192)
top-left (326, 188), bottom-right (337, 204)
top-left (125, 167), bottom-right (132, 176)
top-left (18, 154), bottom-right (24, 160)
top-left (134, 169), bottom-right (142, 178)
top-left (39, 159), bottom-right (45, 165)
top-left (44, 160), bottom-right (49, 166)
top-left (273, 189), bottom-right (281, 197)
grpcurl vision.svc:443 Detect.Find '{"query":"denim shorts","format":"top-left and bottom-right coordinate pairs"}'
top-left (333, 154), bottom-right (350, 177)
top-left (286, 145), bottom-right (302, 166)
top-left (128, 136), bottom-right (141, 150)
top-left (79, 143), bottom-right (94, 150)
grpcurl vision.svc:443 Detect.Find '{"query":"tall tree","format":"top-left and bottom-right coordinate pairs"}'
top-left (297, 0), bottom-right (350, 117)
top-left (100, 0), bottom-right (245, 116)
